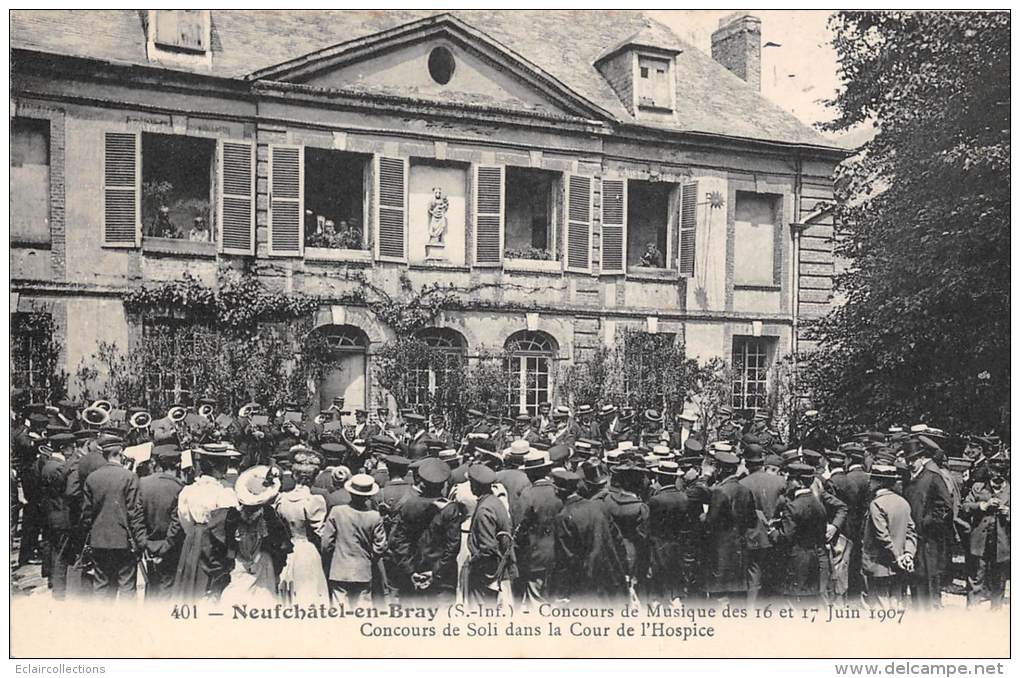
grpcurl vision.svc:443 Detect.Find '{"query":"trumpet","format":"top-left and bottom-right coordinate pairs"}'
top-left (167, 406), bottom-right (187, 424)
top-left (198, 404), bottom-right (214, 419)
top-left (91, 399), bottom-right (113, 413)
top-left (129, 410), bottom-right (152, 429)
top-left (238, 402), bottom-right (260, 419)
top-left (82, 406), bottom-right (110, 429)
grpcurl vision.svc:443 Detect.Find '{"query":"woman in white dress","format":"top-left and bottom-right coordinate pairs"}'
top-left (275, 446), bottom-right (330, 604)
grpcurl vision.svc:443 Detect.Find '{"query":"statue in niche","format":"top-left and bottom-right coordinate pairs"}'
top-left (427, 186), bottom-right (449, 246)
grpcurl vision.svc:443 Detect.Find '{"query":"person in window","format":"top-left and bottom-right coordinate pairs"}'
top-left (188, 216), bottom-right (208, 243)
top-left (639, 241), bottom-right (664, 268)
top-left (151, 205), bottom-right (177, 238)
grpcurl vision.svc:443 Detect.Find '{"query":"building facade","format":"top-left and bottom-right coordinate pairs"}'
top-left (10, 10), bottom-right (844, 417)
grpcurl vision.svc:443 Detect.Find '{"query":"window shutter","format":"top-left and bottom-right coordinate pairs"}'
top-left (268, 144), bottom-right (303, 257)
top-left (474, 165), bottom-right (504, 266)
top-left (600, 178), bottom-right (627, 275)
top-left (678, 180), bottom-right (699, 278)
top-left (374, 155), bottom-right (408, 261)
top-left (565, 174), bottom-right (593, 273)
top-left (218, 140), bottom-right (254, 255)
top-left (102, 131), bottom-right (140, 247)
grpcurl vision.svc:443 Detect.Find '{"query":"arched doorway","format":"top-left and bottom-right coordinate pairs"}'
top-left (306, 324), bottom-right (369, 420)
top-left (505, 330), bottom-right (558, 416)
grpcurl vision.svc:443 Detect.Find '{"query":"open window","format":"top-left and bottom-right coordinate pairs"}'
top-left (141, 133), bottom-right (215, 242)
top-left (504, 167), bottom-right (558, 262)
top-left (627, 179), bottom-right (676, 271)
top-left (304, 148), bottom-right (370, 252)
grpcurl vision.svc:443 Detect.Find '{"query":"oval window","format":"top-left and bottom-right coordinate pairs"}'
top-left (427, 46), bottom-right (455, 85)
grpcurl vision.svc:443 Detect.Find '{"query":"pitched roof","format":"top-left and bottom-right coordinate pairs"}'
top-left (10, 9), bottom-right (837, 149)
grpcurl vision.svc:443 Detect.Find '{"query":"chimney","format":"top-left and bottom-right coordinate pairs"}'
top-left (711, 13), bottom-right (762, 91)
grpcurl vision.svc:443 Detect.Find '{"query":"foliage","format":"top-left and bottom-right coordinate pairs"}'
top-left (123, 270), bottom-right (321, 336)
top-left (806, 11), bottom-right (1010, 436)
top-left (561, 346), bottom-right (625, 410)
top-left (11, 309), bottom-right (67, 402)
top-left (765, 355), bottom-right (798, 441)
top-left (504, 246), bottom-right (554, 261)
top-left (367, 272), bottom-right (461, 335)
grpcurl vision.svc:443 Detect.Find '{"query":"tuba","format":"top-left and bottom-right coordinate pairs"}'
top-left (129, 410), bottom-right (152, 430)
top-left (167, 406), bottom-right (187, 424)
top-left (91, 399), bottom-right (113, 413)
top-left (82, 406), bottom-right (110, 429)
top-left (198, 404), bottom-right (215, 419)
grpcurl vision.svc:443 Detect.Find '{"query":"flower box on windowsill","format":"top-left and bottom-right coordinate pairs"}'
top-left (304, 247), bottom-right (372, 265)
top-left (142, 237), bottom-right (216, 258)
top-left (502, 257), bottom-right (562, 274)
top-left (626, 266), bottom-right (676, 281)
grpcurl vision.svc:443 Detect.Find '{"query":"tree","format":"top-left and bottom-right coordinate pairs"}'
top-left (805, 11), bottom-right (1010, 436)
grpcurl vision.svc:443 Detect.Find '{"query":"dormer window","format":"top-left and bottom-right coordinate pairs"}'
top-left (636, 54), bottom-right (673, 111)
top-left (146, 10), bottom-right (211, 67)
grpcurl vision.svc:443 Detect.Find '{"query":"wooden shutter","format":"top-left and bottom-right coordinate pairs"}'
top-left (268, 144), bottom-right (303, 256)
top-left (102, 131), bottom-right (140, 247)
top-left (375, 155), bottom-right (407, 261)
top-left (600, 178), bottom-right (627, 275)
top-left (678, 180), bottom-right (699, 278)
top-left (474, 165), bottom-right (504, 266)
top-left (565, 174), bottom-right (593, 272)
top-left (218, 140), bottom-right (254, 255)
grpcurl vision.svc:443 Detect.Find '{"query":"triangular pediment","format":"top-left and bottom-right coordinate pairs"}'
top-left (248, 13), bottom-right (610, 119)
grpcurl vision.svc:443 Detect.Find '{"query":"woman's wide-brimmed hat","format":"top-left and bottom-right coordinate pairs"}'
top-left (235, 465), bottom-right (282, 507)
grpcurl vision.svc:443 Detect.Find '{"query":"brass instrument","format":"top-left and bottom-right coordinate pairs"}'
top-left (129, 410), bottom-right (152, 430)
top-left (91, 399), bottom-right (113, 413)
top-left (167, 406), bottom-right (187, 424)
top-left (314, 413), bottom-right (327, 426)
top-left (238, 402), bottom-right (260, 419)
top-left (82, 406), bottom-right (110, 429)
top-left (198, 404), bottom-right (215, 419)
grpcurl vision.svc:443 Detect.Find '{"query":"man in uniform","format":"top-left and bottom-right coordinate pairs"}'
top-left (602, 460), bottom-right (649, 601)
top-left (646, 461), bottom-right (691, 603)
top-left (139, 444), bottom-right (185, 598)
top-left (550, 469), bottom-right (628, 601)
top-left (465, 464), bottom-right (515, 604)
top-left (40, 433), bottom-right (75, 598)
top-left (15, 412), bottom-right (49, 568)
top-left (962, 452), bottom-right (1010, 608)
top-left (402, 413), bottom-right (429, 460)
top-left (770, 462), bottom-right (828, 605)
top-left (739, 443), bottom-right (786, 604)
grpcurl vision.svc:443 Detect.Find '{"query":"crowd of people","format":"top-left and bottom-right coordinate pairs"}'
top-left (11, 390), bottom-right (1010, 612)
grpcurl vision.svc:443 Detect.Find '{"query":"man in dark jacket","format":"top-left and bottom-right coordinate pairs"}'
top-left (139, 445), bottom-right (185, 598)
top-left (14, 413), bottom-right (48, 568)
top-left (40, 433), bottom-right (75, 598)
top-left (603, 461), bottom-right (649, 599)
top-left (465, 464), bottom-right (515, 603)
top-left (80, 443), bottom-right (148, 598)
top-left (962, 453), bottom-right (1010, 608)
top-left (771, 463), bottom-right (828, 604)
top-left (388, 458), bottom-right (461, 601)
top-left (739, 445), bottom-right (787, 604)
top-left (496, 440), bottom-right (533, 521)
top-left (703, 451), bottom-right (757, 602)
top-left (647, 462), bottom-right (694, 603)
top-left (513, 451), bottom-right (561, 605)
top-left (550, 469), bottom-right (628, 601)
top-left (829, 447), bottom-right (871, 601)
top-left (901, 437), bottom-right (954, 609)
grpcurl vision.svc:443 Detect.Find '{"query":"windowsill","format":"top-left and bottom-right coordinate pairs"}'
top-left (734, 283), bottom-right (782, 292)
top-left (627, 266), bottom-right (676, 281)
top-left (407, 261), bottom-right (471, 273)
top-left (637, 103), bottom-right (674, 114)
top-left (305, 247), bottom-right (372, 264)
top-left (10, 239), bottom-right (51, 250)
top-left (503, 258), bottom-right (561, 274)
top-left (142, 237), bottom-right (216, 258)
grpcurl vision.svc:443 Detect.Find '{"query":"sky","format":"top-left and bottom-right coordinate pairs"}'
top-left (648, 10), bottom-right (856, 141)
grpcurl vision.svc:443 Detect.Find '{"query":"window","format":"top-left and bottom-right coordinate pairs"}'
top-left (627, 179), bottom-right (675, 270)
top-left (304, 148), bottom-right (369, 251)
top-left (428, 46), bottom-right (456, 85)
top-left (143, 320), bottom-right (219, 409)
top-left (142, 133), bottom-right (215, 242)
top-left (734, 192), bottom-right (780, 286)
top-left (506, 331), bottom-right (557, 416)
top-left (152, 10), bottom-right (209, 53)
top-left (731, 337), bottom-right (772, 413)
top-left (10, 118), bottom-right (50, 245)
top-left (407, 329), bottom-right (467, 411)
top-left (11, 312), bottom-right (56, 403)
top-left (637, 55), bottom-right (673, 110)
top-left (504, 167), bottom-right (557, 261)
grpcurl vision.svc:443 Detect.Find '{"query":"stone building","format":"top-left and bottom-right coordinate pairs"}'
top-left (10, 10), bottom-right (844, 417)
